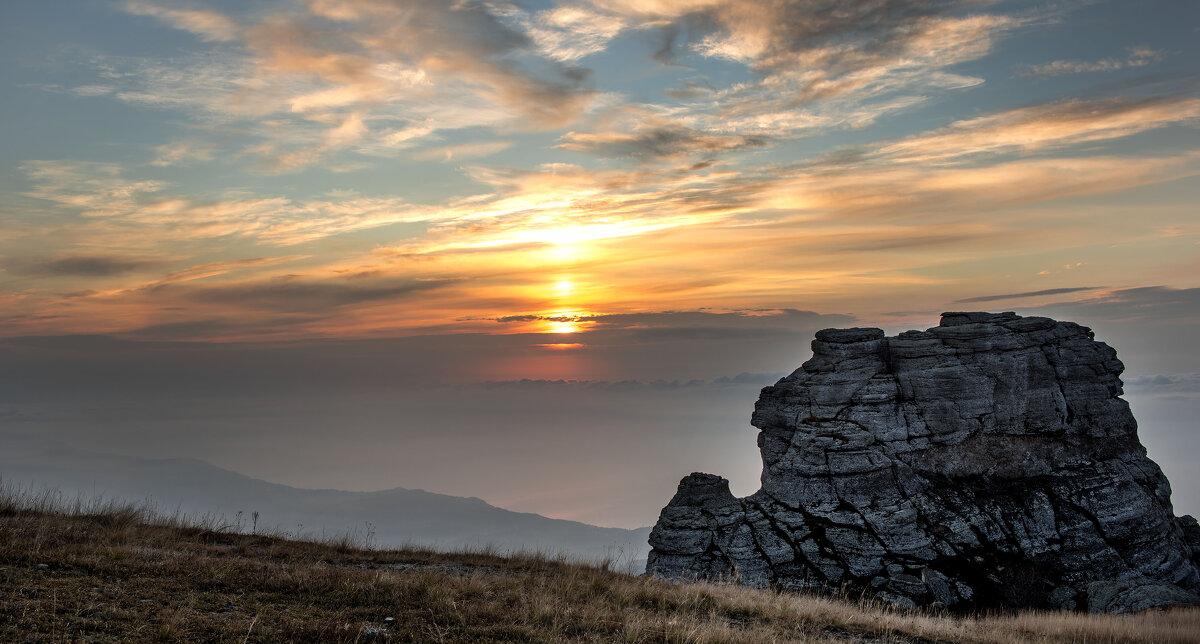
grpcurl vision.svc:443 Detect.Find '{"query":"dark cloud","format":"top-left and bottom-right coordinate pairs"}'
top-left (1125, 374), bottom-right (1200, 392)
top-left (559, 125), bottom-right (768, 161)
top-left (495, 314), bottom-right (544, 323)
top-left (1013, 287), bottom-right (1200, 382)
top-left (662, 80), bottom-right (717, 100)
top-left (601, 0), bottom-right (976, 71)
top-left (955, 287), bottom-right (1100, 304)
top-left (582, 309), bottom-right (853, 330)
top-left (279, 0), bottom-right (597, 128)
top-left (176, 276), bottom-right (460, 312)
top-left (738, 0), bottom-right (956, 61)
top-left (0, 309), bottom-right (852, 403)
top-left (837, 233), bottom-right (979, 252)
top-left (711, 372), bottom-right (785, 386)
top-left (478, 372), bottom-right (784, 390)
top-left (652, 23), bottom-right (680, 64)
top-left (127, 316), bottom-right (315, 341)
top-left (1032, 286), bottom-right (1200, 323)
top-left (5, 254), bottom-right (164, 277)
top-left (495, 309), bottom-right (855, 339)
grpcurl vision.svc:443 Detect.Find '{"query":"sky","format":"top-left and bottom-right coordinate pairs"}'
top-left (0, 0), bottom-right (1198, 530)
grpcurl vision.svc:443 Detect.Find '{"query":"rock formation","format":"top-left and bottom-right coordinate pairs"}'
top-left (646, 312), bottom-right (1200, 613)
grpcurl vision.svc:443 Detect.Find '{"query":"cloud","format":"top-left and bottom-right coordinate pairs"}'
top-left (82, 0), bottom-right (1036, 174)
top-left (762, 152), bottom-right (1200, 220)
top-left (176, 275), bottom-right (457, 312)
top-left (515, 5), bottom-right (629, 62)
top-left (12, 107), bottom-right (1199, 340)
top-left (1124, 373), bottom-right (1200, 396)
top-left (65, 51), bottom-right (253, 118)
top-left (20, 160), bottom-right (169, 218)
top-left (257, 1), bottom-right (599, 129)
top-left (1017, 46), bottom-right (1166, 77)
top-left (120, 1), bottom-right (240, 42)
top-left (412, 141), bottom-right (513, 162)
top-left (18, 160), bottom-right (431, 246)
top-left (493, 308), bottom-right (856, 341)
top-left (478, 371), bottom-right (784, 390)
top-left (873, 94), bottom-right (1200, 164)
top-left (94, 0), bottom-right (604, 172)
top-left (580, 0), bottom-right (1023, 144)
top-left (591, 0), bottom-right (971, 67)
top-left (832, 232), bottom-right (981, 252)
top-left (1036, 286), bottom-right (1200, 324)
top-left (145, 257), bottom-right (306, 287)
top-left (955, 287), bottom-right (1100, 304)
top-left (150, 140), bottom-right (215, 167)
top-left (3, 254), bottom-right (166, 278)
top-left (376, 161), bottom-right (767, 256)
top-left (559, 123), bottom-right (767, 161)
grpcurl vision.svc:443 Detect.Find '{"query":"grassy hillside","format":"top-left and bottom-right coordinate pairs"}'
top-left (1, 436), bottom-right (651, 561)
top-left (3, 490), bottom-right (1198, 643)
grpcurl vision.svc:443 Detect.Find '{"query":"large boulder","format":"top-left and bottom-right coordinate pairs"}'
top-left (646, 312), bottom-right (1200, 613)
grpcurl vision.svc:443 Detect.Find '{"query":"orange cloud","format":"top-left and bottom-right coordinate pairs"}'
top-left (121, 1), bottom-right (239, 42)
top-left (875, 95), bottom-right (1200, 164)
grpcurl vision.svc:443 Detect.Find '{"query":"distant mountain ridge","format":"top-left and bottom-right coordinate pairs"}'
top-left (0, 434), bottom-right (650, 564)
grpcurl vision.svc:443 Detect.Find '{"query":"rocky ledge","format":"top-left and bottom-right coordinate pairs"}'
top-left (646, 312), bottom-right (1200, 613)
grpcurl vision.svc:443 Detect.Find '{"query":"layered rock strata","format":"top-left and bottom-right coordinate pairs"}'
top-left (646, 312), bottom-right (1200, 613)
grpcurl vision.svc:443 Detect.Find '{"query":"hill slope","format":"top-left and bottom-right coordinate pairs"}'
top-left (3, 500), bottom-right (1198, 643)
top-left (0, 434), bottom-right (649, 563)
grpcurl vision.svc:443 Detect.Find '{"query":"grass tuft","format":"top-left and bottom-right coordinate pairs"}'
top-left (2, 482), bottom-right (1198, 642)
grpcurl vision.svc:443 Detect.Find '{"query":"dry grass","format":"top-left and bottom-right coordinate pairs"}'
top-left (2, 484), bottom-right (1198, 643)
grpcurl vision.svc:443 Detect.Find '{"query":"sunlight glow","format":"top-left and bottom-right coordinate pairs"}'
top-left (553, 279), bottom-right (575, 297)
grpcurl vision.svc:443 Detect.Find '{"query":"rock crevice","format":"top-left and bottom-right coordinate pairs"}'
top-left (646, 312), bottom-right (1200, 613)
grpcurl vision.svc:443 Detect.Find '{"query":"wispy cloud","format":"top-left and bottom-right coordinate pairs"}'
top-left (514, 5), bottom-right (629, 62)
top-left (18, 161), bottom-right (430, 246)
top-left (3, 254), bottom-right (166, 278)
top-left (176, 275), bottom-right (458, 312)
top-left (144, 257), bottom-right (306, 287)
top-left (7, 0), bottom-right (1197, 343)
top-left (100, 0), bottom-right (601, 171)
top-left (955, 287), bottom-right (1100, 304)
top-left (586, 0), bottom-right (1024, 144)
top-left (1017, 46), bottom-right (1165, 77)
top-left (872, 94), bottom-right (1200, 164)
top-left (120, 1), bottom-right (240, 42)
top-left (559, 120), bottom-right (768, 161)
top-left (412, 141), bottom-right (513, 162)
top-left (1038, 286), bottom-right (1200, 324)
top-left (80, 0), bottom-right (1036, 174)
top-left (150, 140), bottom-right (215, 167)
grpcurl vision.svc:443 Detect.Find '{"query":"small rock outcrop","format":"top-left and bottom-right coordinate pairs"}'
top-left (646, 312), bottom-right (1200, 613)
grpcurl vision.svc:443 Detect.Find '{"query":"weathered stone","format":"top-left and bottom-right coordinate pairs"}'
top-left (646, 312), bottom-right (1200, 613)
top-left (1086, 576), bottom-right (1200, 614)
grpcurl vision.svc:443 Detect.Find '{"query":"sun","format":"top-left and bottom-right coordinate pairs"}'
top-left (553, 279), bottom-right (575, 297)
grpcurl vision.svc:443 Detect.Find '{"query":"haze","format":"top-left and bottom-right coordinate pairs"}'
top-left (1, 0), bottom-right (1197, 530)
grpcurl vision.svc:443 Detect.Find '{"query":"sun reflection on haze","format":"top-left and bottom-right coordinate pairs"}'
top-left (545, 312), bottom-right (581, 334)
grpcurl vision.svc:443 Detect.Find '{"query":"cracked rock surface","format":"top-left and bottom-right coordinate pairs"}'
top-left (646, 312), bottom-right (1200, 613)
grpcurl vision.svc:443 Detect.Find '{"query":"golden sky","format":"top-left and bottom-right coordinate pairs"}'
top-left (1, 0), bottom-right (1197, 344)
